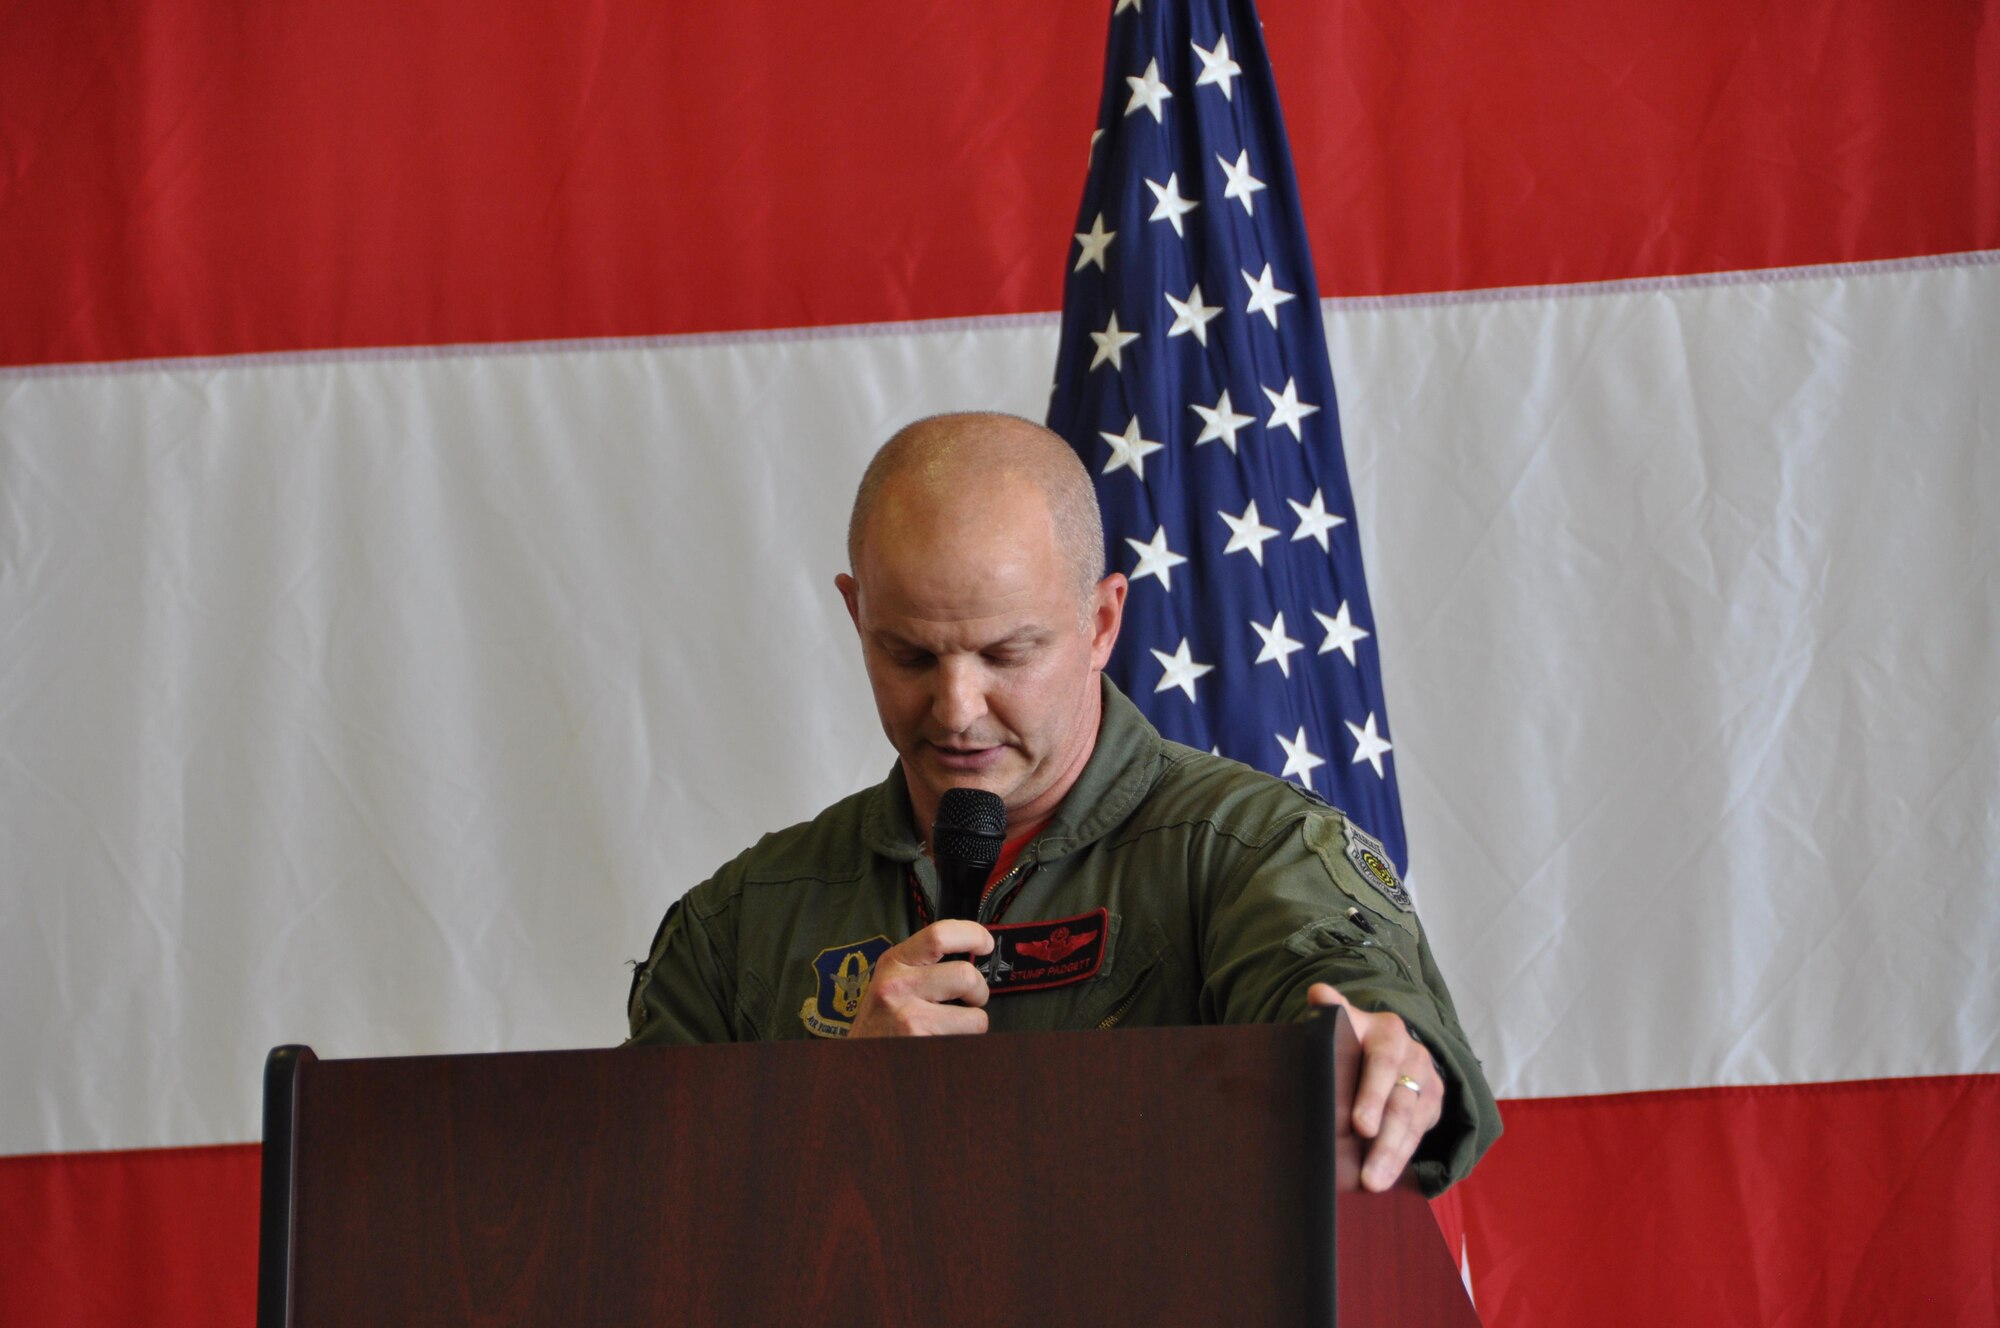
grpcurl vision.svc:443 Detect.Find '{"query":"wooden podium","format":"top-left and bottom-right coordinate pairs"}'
top-left (258, 1014), bottom-right (1478, 1325)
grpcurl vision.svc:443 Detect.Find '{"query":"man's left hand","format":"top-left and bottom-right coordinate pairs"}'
top-left (1307, 983), bottom-right (1443, 1192)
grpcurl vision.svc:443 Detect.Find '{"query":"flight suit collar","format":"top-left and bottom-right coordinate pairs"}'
top-left (855, 676), bottom-right (1163, 866)
top-left (1027, 677), bottom-right (1162, 864)
top-left (858, 757), bottom-right (924, 862)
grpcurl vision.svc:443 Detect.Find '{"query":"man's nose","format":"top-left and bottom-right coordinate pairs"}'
top-left (931, 658), bottom-right (988, 733)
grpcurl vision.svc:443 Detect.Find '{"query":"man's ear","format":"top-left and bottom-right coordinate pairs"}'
top-left (836, 572), bottom-right (862, 631)
top-left (1089, 572), bottom-right (1127, 668)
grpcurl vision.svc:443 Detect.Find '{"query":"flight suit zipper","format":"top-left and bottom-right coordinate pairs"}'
top-left (1097, 983), bottom-right (1145, 1029)
top-left (975, 860), bottom-right (1035, 926)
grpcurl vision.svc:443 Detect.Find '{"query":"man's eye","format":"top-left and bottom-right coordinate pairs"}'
top-left (891, 651), bottom-right (933, 668)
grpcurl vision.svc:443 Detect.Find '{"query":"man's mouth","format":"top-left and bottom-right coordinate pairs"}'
top-left (926, 742), bottom-right (1005, 771)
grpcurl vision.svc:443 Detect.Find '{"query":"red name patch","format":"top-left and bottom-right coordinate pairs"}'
top-left (981, 909), bottom-right (1109, 994)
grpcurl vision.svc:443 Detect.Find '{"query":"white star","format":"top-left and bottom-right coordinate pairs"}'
top-left (1074, 213), bottom-right (1115, 272)
top-left (1314, 601), bottom-right (1371, 663)
top-left (1277, 725), bottom-right (1326, 786)
top-left (1088, 128), bottom-right (1104, 163)
top-left (1251, 611), bottom-right (1306, 678)
top-left (1151, 638), bottom-right (1216, 702)
top-left (1125, 57), bottom-right (1174, 123)
top-left (1164, 283), bottom-right (1223, 345)
top-left (1190, 389), bottom-right (1255, 453)
top-left (1216, 149), bottom-right (1267, 215)
top-left (1145, 172), bottom-right (1199, 236)
top-left (1242, 262), bottom-right (1296, 327)
top-left (1288, 488), bottom-right (1348, 550)
top-left (1114, 0), bottom-right (1143, 13)
top-left (1262, 377), bottom-right (1320, 440)
top-left (1192, 34), bottom-right (1242, 100)
top-left (1346, 712), bottom-right (1394, 777)
top-left (1126, 525), bottom-right (1188, 590)
top-left (1099, 417), bottom-right (1163, 481)
top-left (1219, 499), bottom-right (1280, 565)
top-left (1090, 310), bottom-right (1141, 371)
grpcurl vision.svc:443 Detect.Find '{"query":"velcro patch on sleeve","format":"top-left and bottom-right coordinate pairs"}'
top-left (981, 909), bottom-right (1108, 994)
top-left (1304, 814), bottom-right (1419, 939)
top-left (1343, 821), bottom-right (1412, 912)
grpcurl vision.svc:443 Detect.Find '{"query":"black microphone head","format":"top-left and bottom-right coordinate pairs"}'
top-left (932, 787), bottom-right (1007, 872)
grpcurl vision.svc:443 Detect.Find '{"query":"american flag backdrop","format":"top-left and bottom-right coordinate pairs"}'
top-left (1049, 0), bottom-right (1405, 872)
top-left (2, 2), bottom-right (1994, 1324)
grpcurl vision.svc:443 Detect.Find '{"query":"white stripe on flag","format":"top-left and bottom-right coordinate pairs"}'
top-left (2, 258), bottom-right (1993, 1157)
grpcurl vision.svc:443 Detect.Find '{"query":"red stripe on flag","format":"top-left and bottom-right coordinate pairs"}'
top-left (6, 1076), bottom-right (1995, 1322)
top-left (1458, 1073), bottom-right (2000, 1324)
top-left (0, 1144), bottom-right (260, 1328)
top-left (1, 1), bottom-right (1992, 366)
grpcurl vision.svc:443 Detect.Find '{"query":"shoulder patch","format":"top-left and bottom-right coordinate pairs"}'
top-left (1343, 822), bottom-right (1412, 912)
top-left (799, 935), bottom-right (892, 1038)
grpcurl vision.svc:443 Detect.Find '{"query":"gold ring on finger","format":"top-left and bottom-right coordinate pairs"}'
top-left (1394, 1074), bottom-right (1422, 1096)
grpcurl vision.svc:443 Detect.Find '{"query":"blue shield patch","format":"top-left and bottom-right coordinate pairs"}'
top-left (799, 935), bottom-right (892, 1038)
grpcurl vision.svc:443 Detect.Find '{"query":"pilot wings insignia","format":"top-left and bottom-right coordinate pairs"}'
top-left (1017, 926), bottom-right (1096, 964)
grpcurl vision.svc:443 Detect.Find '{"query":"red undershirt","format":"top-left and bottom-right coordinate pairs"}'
top-left (979, 821), bottom-right (1046, 908)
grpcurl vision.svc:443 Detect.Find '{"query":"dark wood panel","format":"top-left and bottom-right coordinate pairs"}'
top-left (272, 1019), bottom-right (1476, 1325)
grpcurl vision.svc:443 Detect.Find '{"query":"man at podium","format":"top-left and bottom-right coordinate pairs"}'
top-left (626, 413), bottom-right (1499, 1196)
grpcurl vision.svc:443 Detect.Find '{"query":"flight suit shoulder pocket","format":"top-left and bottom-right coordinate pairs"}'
top-left (1301, 813), bottom-right (1420, 940)
top-left (1281, 912), bottom-right (1421, 991)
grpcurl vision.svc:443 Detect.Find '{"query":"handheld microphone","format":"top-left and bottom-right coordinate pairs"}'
top-left (932, 788), bottom-right (1006, 923)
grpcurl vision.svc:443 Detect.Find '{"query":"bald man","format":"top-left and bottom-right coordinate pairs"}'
top-left (627, 413), bottom-right (1500, 1195)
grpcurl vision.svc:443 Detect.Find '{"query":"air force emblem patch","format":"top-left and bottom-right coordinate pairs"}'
top-left (1343, 822), bottom-right (1413, 912)
top-left (799, 935), bottom-right (892, 1038)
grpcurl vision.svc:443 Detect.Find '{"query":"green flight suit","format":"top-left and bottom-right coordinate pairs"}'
top-left (627, 679), bottom-right (1500, 1194)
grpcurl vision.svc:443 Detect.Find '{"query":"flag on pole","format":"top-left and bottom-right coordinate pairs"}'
top-left (1048, 0), bottom-right (1407, 873)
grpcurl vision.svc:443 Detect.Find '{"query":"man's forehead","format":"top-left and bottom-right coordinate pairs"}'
top-left (857, 567), bottom-right (1059, 628)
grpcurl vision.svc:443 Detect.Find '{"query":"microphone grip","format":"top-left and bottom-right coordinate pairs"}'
top-left (936, 859), bottom-right (986, 924)
top-left (931, 787), bottom-right (1006, 970)
top-left (935, 860), bottom-right (986, 973)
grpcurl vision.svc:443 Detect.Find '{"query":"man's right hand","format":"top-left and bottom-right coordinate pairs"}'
top-left (849, 920), bottom-right (995, 1037)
